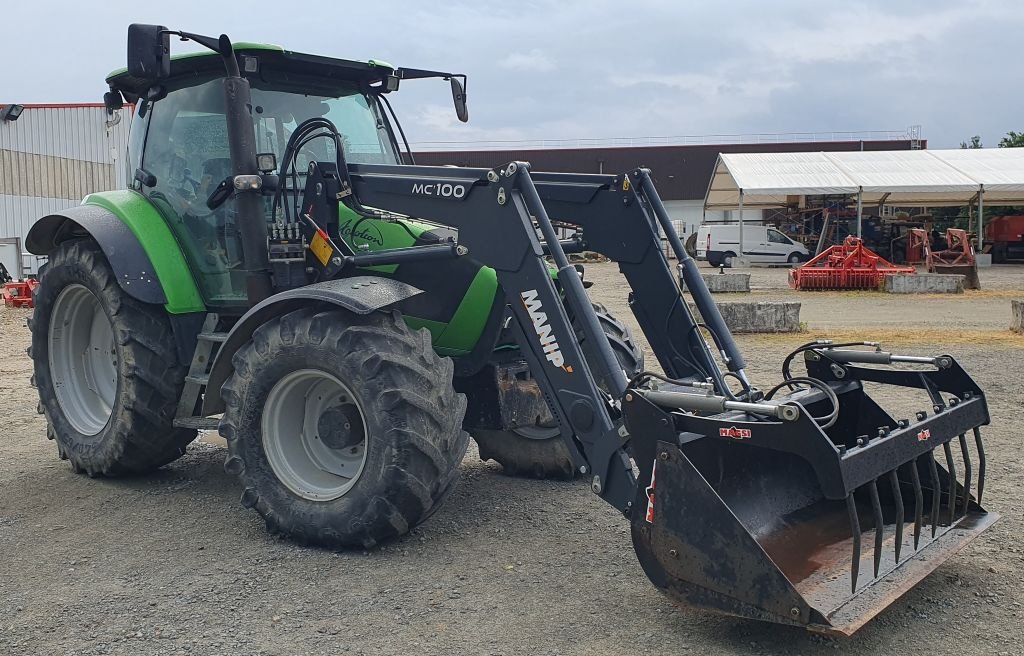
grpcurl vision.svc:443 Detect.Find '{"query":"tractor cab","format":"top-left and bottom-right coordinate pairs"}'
top-left (106, 39), bottom-right (465, 307)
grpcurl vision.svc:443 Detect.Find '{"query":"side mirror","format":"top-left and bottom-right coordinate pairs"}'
top-left (450, 76), bottom-right (468, 123)
top-left (103, 90), bottom-right (124, 113)
top-left (128, 23), bottom-right (170, 79)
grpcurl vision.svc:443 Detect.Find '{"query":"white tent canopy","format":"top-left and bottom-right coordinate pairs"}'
top-left (705, 148), bottom-right (1024, 209)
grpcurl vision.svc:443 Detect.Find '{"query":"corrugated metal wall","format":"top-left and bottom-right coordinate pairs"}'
top-left (0, 105), bottom-right (131, 275)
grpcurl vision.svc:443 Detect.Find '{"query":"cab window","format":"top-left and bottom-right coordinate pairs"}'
top-left (767, 229), bottom-right (792, 245)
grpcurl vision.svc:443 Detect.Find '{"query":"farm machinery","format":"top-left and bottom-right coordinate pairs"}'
top-left (790, 236), bottom-right (915, 290)
top-left (909, 228), bottom-right (981, 289)
top-left (25, 25), bottom-right (996, 635)
top-left (1, 261), bottom-right (39, 308)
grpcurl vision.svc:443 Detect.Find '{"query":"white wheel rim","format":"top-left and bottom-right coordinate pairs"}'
top-left (48, 284), bottom-right (117, 436)
top-left (261, 369), bottom-right (368, 501)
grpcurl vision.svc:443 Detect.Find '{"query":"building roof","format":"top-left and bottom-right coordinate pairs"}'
top-left (413, 140), bottom-right (921, 201)
top-left (706, 148), bottom-right (1024, 208)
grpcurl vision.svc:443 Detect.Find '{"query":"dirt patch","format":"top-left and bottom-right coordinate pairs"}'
top-left (2, 262), bottom-right (1023, 655)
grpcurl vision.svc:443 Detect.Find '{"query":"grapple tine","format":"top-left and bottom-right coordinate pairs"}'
top-left (974, 427), bottom-right (986, 506)
top-left (943, 442), bottom-right (957, 527)
top-left (909, 459), bottom-right (924, 550)
top-left (888, 469), bottom-right (904, 562)
top-left (928, 453), bottom-right (941, 538)
top-left (846, 493), bottom-right (861, 593)
top-left (958, 433), bottom-right (972, 517)
top-left (868, 480), bottom-right (884, 578)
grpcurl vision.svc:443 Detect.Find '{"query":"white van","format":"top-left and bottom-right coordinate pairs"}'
top-left (695, 224), bottom-right (809, 267)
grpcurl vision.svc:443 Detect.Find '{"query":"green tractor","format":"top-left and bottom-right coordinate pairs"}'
top-left (27, 26), bottom-right (640, 539)
top-left (26, 25), bottom-right (998, 635)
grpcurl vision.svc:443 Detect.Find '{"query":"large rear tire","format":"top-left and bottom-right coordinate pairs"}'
top-left (220, 308), bottom-right (469, 549)
top-left (30, 239), bottom-right (196, 476)
top-left (473, 302), bottom-right (643, 479)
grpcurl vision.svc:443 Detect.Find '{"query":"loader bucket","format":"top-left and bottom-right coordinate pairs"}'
top-left (626, 352), bottom-right (995, 635)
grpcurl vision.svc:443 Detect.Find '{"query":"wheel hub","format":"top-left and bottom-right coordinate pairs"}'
top-left (261, 369), bottom-right (368, 502)
top-left (48, 284), bottom-right (117, 436)
top-left (317, 405), bottom-right (364, 450)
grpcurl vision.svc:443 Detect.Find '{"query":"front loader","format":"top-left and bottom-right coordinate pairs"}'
top-left (25, 25), bottom-right (996, 635)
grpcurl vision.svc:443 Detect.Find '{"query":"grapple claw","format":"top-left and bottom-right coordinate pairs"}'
top-left (909, 459), bottom-right (924, 550)
top-left (888, 469), bottom-right (904, 562)
top-left (958, 433), bottom-right (972, 517)
top-left (973, 427), bottom-right (986, 506)
top-left (868, 479), bottom-right (884, 578)
top-left (846, 493), bottom-right (861, 593)
top-left (943, 442), bottom-right (957, 527)
top-left (928, 454), bottom-right (941, 538)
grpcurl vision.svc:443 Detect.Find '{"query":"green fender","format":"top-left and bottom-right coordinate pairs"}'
top-left (24, 190), bottom-right (205, 314)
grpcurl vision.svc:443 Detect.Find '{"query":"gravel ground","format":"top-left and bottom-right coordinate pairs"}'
top-left (2, 263), bottom-right (1022, 656)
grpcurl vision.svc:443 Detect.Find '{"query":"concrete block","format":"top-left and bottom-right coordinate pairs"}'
top-left (883, 273), bottom-right (964, 294)
top-left (698, 272), bottom-right (751, 293)
top-left (1012, 300), bottom-right (1024, 333)
top-left (689, 301), bottom-right (801, 333)
top-left (976, 253), bottom-right (993, 268)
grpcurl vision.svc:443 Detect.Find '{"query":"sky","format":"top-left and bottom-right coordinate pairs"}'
top-left (3, 0), bottom-right (1021, 150)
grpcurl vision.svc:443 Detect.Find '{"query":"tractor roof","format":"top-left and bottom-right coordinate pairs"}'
top-left (107, 44), bottom-right (396, 101)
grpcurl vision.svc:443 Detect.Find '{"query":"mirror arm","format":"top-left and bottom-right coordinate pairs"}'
top-left (170, 30), bottom-right (240, 77)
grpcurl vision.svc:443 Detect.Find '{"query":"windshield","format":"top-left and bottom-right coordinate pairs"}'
top-left (250, 86), bottom-right (399, 166)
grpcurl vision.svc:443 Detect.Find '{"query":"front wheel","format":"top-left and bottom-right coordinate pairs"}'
top-left (787, 252), bottom-right (803, 264)
top-left (220, 308), bottom-right (469, 549)
top-left (472, 302), bottom-right (644, 479)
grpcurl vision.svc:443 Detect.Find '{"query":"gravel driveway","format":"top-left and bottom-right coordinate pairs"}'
top-left (2, 263), bottom-right (1022, 655)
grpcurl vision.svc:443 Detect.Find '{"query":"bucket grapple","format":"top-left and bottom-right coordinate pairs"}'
top-left (791, 236), bottom-right (915, 290)
top-left (624, 345), bottom-right (992, 634)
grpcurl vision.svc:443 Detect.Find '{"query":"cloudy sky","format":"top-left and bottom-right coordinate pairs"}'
top-left (4, 0), bottom-right (1020, 149)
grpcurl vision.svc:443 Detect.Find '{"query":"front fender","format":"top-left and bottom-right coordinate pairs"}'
top-left (25, 191), bottom-right (205, 313)
top-left (202, 276), bottom-right (423, 415)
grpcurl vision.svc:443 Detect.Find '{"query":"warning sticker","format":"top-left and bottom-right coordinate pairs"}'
top-left (309, 231), bottom-right (333, 266)
top-left (645, 460), bottom-right (657, 523)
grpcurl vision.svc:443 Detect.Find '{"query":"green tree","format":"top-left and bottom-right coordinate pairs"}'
top-left (998, 131), bottom-right (1024, 148)
top-left (960, 135), bottom-right (983, 149)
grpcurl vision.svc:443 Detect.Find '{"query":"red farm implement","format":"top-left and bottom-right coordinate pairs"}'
top-left (926, 228), bottom-right (980, 290)
top-left (2, 279), bottom-right (39, 308)
top-left (790, 236), bottom-right (915, 290)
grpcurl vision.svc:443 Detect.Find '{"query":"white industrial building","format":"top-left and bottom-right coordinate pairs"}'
top-left (0, 104), bottom-right (131, 277)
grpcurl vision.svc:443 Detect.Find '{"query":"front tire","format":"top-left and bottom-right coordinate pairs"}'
top-left (787, 252), bottom-right (803, 264)
top-left (473, 302), bottom-right (643, 479)
top-left (30, 239), bottom-right (195, 476)
top-left (221, 308), bottom-right (469, 549)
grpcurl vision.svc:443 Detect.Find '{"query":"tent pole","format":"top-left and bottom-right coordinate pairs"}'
top-left (978, 186), bottom-right (984, 252)
top-left (738, 191), bottom-right (745, 262)
top-left (856, 188), bottom-right (863, 238)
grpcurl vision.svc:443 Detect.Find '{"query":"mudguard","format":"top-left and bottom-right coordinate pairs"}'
top-left (202, 276), bottom-right (423, 415)
top-left (25, 191), bottom-right (205, 313)
top-left (26, 205), bottom-right (167, 305)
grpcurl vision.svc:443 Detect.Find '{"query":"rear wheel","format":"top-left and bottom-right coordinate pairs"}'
top-left (473, 302), bottom-right (644, 479)
top-left (221, 308), bottom-right (469, 548)
top-left (722, 251), bottom-right (736, 268)
top-left (30, 239), bottom-right (195, 475)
